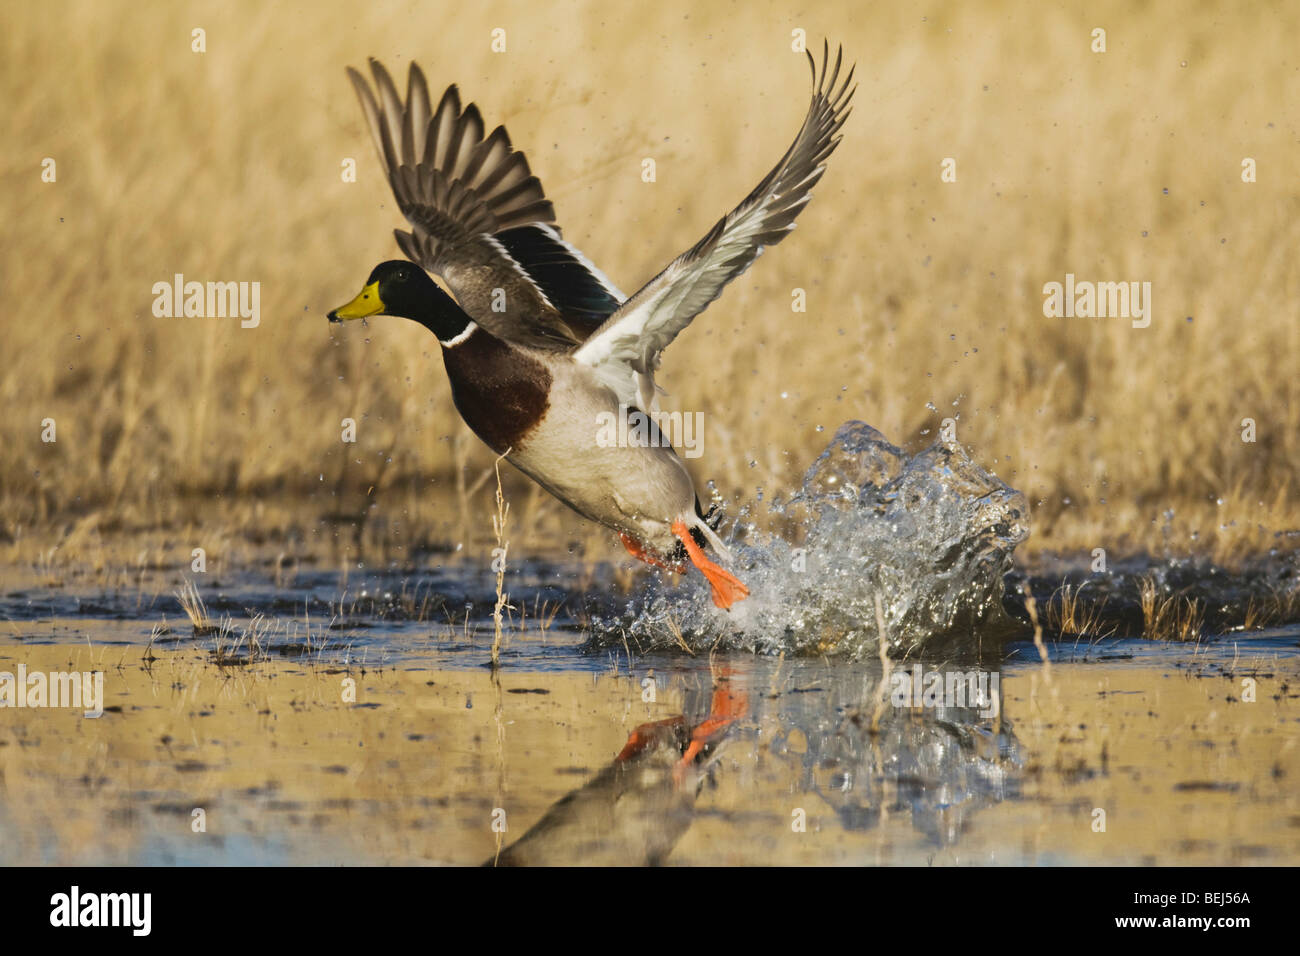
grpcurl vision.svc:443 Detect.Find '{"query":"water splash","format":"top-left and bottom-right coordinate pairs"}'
top-left (765, 663), bottom-right (1022, 844)
top-left (593, 421), bottom-right (1030, 658)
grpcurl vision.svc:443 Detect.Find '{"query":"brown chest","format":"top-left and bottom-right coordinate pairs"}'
top-left (441, 331), bottom-right (552, 454)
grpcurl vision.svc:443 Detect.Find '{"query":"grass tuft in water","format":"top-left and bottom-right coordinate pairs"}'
top-left (176, 579), bottom-right (216, 635)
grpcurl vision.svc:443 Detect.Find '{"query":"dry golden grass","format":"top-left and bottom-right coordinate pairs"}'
top-left (490, 455), bottom-right (511, 668)
top-left (4, 0), bottom-right (1298, 566)
top-left (175, 578), bottom-right (213, 634)
top-left (1138, 575), bottom-right (1206, 642)
top-left (1043, 582), bottom-right (1112, 640)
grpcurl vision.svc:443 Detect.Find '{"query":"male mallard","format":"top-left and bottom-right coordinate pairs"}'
top-left (329, 44), bottom-right (854, 609)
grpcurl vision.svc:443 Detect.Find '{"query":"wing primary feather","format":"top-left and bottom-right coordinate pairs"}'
top-left (346, 67), bottom-right (386, 165)
top-left (429, 85), bottom-right (461, 170)
top-left (405, 64), bottom-right (432, 166)
top-left (368, 60), bottom-right (406, 172)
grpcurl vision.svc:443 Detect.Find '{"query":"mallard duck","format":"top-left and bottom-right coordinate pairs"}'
top-left (329, 44), bottom-right (854, 609)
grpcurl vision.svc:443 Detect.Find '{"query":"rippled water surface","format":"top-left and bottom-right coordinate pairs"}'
top-left (2, 423), bottom-right (1298, 865)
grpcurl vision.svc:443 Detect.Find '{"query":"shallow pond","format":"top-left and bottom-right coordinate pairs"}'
top-left (1, 559), bottom-right (1297, 866)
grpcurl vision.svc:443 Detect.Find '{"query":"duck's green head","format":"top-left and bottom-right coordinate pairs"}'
top-left (328, 261), bottom-right (470, 341)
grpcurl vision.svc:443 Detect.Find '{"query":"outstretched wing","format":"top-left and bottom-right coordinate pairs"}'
top-left (572, 42), bottom-right (855, 408)
top-left (346, 60), bottom-right (624, 348)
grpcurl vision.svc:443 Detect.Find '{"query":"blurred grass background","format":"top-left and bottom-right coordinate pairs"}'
top-left (3, 0), bottom-right (1297, 566)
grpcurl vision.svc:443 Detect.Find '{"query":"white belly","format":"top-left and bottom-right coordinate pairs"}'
top-left (507, 395), bottom-right (699, 553)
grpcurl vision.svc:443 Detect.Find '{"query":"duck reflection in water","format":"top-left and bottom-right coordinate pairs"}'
top-left (491, 661), bottom-right (1021, 865)
top-left (491, 673), bottom-right (747, 866)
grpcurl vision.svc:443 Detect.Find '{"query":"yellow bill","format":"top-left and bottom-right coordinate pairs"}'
top-left (327, 281), bottom-right (384, 322)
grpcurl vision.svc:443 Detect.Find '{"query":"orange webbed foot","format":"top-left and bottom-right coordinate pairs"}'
top-left (670, 520), bottom-right (749, 610)
top-left (619, 532), bottom-right (686, 574)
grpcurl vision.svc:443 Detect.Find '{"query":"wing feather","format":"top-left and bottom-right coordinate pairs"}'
top-left (346, 60), bottom-right (595, 347)
top-left (572, 41), bottom-right (855, 406)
